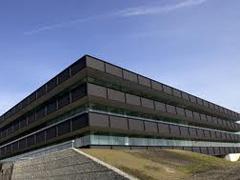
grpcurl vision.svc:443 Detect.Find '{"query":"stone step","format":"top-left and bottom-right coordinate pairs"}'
top-left (13, 155), bottom-right (90, 172)
top-left (13, 162), bottom-right (108, 178)
top-left (16, 150), bottom-right (79, 165)
top-left (11, 149), bottom-right (129, 180)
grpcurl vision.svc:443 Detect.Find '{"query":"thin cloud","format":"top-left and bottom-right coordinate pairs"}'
top-left (118, 0), bottom-right (207, 17)
top-left (24, 0), bottom-right (208, 35)
top-left (24, 15), bottom-right (103, 35)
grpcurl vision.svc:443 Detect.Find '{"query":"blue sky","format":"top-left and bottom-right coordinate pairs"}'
top-left (0, 0), bottom-right (240, 114)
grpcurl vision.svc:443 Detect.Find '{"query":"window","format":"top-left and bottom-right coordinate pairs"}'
top-left (58, 93), bottom-right (70, 109)
top-left (47, 77), bottom-right (58, 92)
top-left (6, 145), bottom-right (11, 154)
top-left (28, 93), bottom-right (36, 104)
top-left (36, 131), bottom-right (46, 144)
top-left (46, 127), bottom-right (57, 140)
top-left (58, 69), bottom-right (70, 84)
top-left (72, 114), bottom-right (88, 131)
top-left (12, 141), bottom-right (19, 152)
top-left (28, 112), bottom-right (36, 124)
top-left (36, 85), bottom-right (46, 98)
top-left (57, 121), bottom-right (71, 136)
top-left (27, 136), bottom-right (35, 147)
top-left (6, 125), bottom-right (13, 135)
top-left (13, 120), bottom-right (19, 131)
top-left (19, 139), bottom-right (26, 150)
top-left (36, 107), bottom-right (46, 120)
top-left (47, 100), bottom-right (57, 114)
top-left (71, 84), bottom-right (86, 102)
top-left (19, 117), bottom-right (28, 128)
top-left (70, 59), bottom-right (86, 76)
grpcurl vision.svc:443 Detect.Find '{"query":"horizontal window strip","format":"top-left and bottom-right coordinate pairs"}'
top-left (88, 109), bottom-right (238, 135)
top-left (88, 134), bottom-right (240, 148)
top-left (87, 82), bottom-right (240, 132)
top-left (0, 83), bottom-right (87, 141)
top-left (1, 58), bottom-right (86, 122)
top-left (1, 108), bottom-right (237, 153)
top-left (0, 110), bottom-right (88, 149)
top-left (85, 56), bottom-right (239, 121)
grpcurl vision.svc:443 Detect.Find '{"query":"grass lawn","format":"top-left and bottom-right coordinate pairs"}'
top-left (83, 148), bottom-right (239, 180)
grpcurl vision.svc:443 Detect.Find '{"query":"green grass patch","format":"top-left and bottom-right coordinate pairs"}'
top-left (82, 148), bottom-right (238, 180)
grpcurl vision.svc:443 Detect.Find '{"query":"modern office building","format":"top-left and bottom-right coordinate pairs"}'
top-left (0, 55), bottom-right (240, 159)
